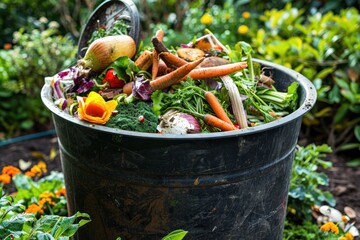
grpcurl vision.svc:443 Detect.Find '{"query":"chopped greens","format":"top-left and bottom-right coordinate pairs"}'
top-left (49, 30), bottom-right (301, 134)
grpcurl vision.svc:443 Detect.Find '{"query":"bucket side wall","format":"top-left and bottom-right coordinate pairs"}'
top-left (53, 113), bottom-right (302, 240)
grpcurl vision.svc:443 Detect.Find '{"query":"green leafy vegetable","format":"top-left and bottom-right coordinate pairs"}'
top-left (106, 101), bottom-right (158, 133)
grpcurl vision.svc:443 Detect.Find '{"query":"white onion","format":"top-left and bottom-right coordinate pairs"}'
top-left (157, 110), bottom-right (201, 134)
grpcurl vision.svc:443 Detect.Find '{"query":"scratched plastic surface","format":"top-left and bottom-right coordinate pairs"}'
top-left (41, 59), bottom-right (316, 240)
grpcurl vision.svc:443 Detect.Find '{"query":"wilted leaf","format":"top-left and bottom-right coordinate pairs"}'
top-left (49, 147), bottom-right (58, 161)
top-left (31, 151), bottom-right (48, 161)
top-left (19, 159), bottom-right (32, 171)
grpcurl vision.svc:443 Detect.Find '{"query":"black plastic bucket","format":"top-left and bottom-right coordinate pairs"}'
top-left (41, 59), bottom-right (316, 240)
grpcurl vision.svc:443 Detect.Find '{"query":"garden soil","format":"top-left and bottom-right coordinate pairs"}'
top-left (1, 128), bottom-right (359, 231)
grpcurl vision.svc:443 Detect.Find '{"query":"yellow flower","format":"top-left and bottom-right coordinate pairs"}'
top-left (242, 11), bottom-right (251, 19)
top-left (25, 161), bottom-right (47, 178)
top-left (344, 232), bottom-right (354, 240)
top-left (200, 13), bottom-right (213, 25)
top-left (39, 192), bottom-right (56, 206)
top-left (224, 13), bottom-right (231, 20)
top-left (320, 222), bottom-right (339, 235)
top-left (77, 91), bottom-right (118, 124)
top-left (237, 25), bottom-right (249, 34)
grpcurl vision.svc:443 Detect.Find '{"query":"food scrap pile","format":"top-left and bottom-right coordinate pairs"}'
top-left (49, 23), bottom-right (299, 134)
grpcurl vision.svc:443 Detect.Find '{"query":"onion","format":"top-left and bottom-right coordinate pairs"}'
top-left (157, 110), bottom-right (201, 134)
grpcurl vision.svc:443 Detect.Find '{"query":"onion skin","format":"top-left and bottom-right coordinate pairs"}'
top-left (78, 35), bottom-right (136, 73)
top-left (157, 110), bottom-right (201, 134)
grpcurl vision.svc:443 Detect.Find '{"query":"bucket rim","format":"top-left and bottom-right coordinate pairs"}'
top-left (41, 59), bottom-right (317, 140)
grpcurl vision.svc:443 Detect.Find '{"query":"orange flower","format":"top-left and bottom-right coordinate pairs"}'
top-left (25, 161), bottom-right (47, 178)
top-left (25, 203), bottom-right (44, 215)
top-left (56, 187), bottom-right (66, 197)
top-left (242, 11), bottom-right (251, 19)
top-left (77, 91), bottom-right (118, 124)
top-left (25, 171), bottom-right (36, 177)
top-left (3, 43), bottom-right (12, 50)
top-left (2, 166), bottom-right (21, 177)
top-left (0, 174), bottom-right (11, 184)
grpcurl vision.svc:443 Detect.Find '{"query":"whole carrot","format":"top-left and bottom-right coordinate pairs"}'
top-left (152, 29), bottom-right (165, 79)
top-left (204, 114), bottom-right (237, 131)
top-left (150, 57), bottom-right (205, 90)
top-left (188, 61), bottom-right (248, 79)
top-left (204, 91), bottom-right (234, 126)
top-left (152, 51), bottom-right (160, 80)
top-left (159, 52), bottom-right (188, 68)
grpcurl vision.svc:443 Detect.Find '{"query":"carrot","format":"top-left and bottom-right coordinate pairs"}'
top-left (152, 37), bottom-right (188, 68)
top-left (150, 57), bottom-right (205, 90)
top-left (204, 114), bottom-right (237, 131)
top-left (204, 91), bottom-right (234, 126)
top-left (159, 52), bottom-right (188, 68)
top-left (122, 81), bottom-right (133, 96)
top-left (188, 61), bottom-right (248, 79)
top-left (157, 59), bottom-right (169, 76)
top-left (154, 29), bottom-right (164, 42)
top-left (151, 29), bottom-right (165, 79)
top-left (135, 50), bottom-right (153, 70)
top-left (152, 51), bottom-right (160, 80)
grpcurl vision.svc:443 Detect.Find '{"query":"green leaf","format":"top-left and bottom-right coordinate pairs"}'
top-left (346, 158), bottom-right (360, 167)
top-left (12, 174), bottom-right (33, 190)
top-left (314, 67), bottom-right (334, 80)
top-left (333, 103), bottom-right (349, 123)
top-left (355, 125), bottom-right (360, 141)
top-left (162, 229), bottom-right (188, 240)
top-left (239, 41), bottom-right (253, 55)
top-left (335, 78), bottom-right (350, 90)
top-left (328, 85), bottom-right (341, 103)
top-left (20, 119), bottom-right (34, 129)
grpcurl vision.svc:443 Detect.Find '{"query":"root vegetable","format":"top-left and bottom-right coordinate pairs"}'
top-left (77, 35), bottom-right (136, 73)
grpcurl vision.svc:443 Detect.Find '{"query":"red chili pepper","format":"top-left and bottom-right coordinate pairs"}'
top-left (102, 69), bottom-right (125, 88)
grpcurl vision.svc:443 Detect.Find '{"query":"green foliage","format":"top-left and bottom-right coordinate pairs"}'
top-left (251, 5), bottom-right (360, 160)
top-left (0, 164), bottom-right (90, 240)
top-left (283, 219), bottom-right (323, 240)
top-left (287, 144), bottom-right (335, 223)
top-left (161, 229), bottom-right (188, 240)
top-left (0, 20), bottom-right (76, 138)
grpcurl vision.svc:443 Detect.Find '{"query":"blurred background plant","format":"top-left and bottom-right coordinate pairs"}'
top-left (0, 19), bottom-right (77, 138)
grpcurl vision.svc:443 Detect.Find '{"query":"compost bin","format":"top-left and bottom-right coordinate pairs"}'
top-left (41, 56), bottom-right (316, 239)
